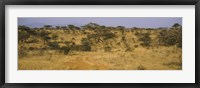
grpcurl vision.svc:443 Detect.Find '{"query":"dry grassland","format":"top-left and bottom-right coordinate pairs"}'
top-left (18, 26), bottom-right (182, 70)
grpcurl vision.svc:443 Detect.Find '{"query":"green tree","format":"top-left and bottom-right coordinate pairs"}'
top-left (18, 25), bottom-right (30, 30)
top-left (82, 22), bottom-right (100, 30)
top-left (48, 42), bottom-right (59, 49)
top-left (138, 33), bottom-right (151, 46)
top-left (55, 26), bottom-right (60, 29)
top-left (158, 28), bottom-right (182, 47)
top-left (68, 25), bottom-right (80, 30)
top-left (172, 23), bottom-right (181, 28)
top-left (102, 32), bottom-right (116, 40)
top-left (81, 38), bottom-right (91, 51)
top-left (117, 26), bottom-right (125, 30)
top-left (18, 30), bottom-right (30, 43)
top-left (68, 24), bottom-right (76, 29)
top-left (117, 26), bottom-right (125, 34)
top-left (39, 31), bottom-right (51, 46)
top-left (51, 34), bottom-right (58, 40)
top-left (44, 25), bottom-right (52, 29)
top-left (18, 25), bottom-right (37, 44)
top-left (61, 26), bottom-right (67, 29)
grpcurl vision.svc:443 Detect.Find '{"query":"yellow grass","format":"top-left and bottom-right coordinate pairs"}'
top-left (19, 46), bottom-right (181, 70)
top-left (18, 29), bottom-right (182, 70)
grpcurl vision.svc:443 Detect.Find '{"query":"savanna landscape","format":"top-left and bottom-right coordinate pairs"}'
top-left (18, 18), bottom-right (182, 70)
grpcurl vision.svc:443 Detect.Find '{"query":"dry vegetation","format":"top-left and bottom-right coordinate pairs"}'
top-left (18, 23), bottom-right (182, 70)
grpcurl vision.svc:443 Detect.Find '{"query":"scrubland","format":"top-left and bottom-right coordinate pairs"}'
top-left (18, 23), bottom-right (182, 70)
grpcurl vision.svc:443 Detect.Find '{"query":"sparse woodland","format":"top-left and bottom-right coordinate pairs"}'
top-left (18, 23), bottom-right (182, 70)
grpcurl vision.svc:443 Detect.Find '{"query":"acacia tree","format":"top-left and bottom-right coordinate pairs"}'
top-left (68, 24), bottom-right (75, 29)
top-left (68, 24), bottom-right (80, 30)
top-left (18, 25), bottom-right (31, 44)
top-left (44, 25), bottom-right (52, 29)
top-left (158, 23), bottom-right (182, 48)
top-left (172, 23), bottom-right (181, 28)
top-left (61, 26), bottom-right (67, 29)
top-left (100, 25), bottom-right (106, 29)
top-left (55, 26), bottom-right (60, 29)
top-left (117, 26), bottom-right (125, 34)
top-left (82, 22), bottom-right (100, 30)
top-left (117, 26), bottom-right (125, 30)
top-left (18, 25), bottom-right (30, 30)
top-left (74, 26), bottom-right (80, 30)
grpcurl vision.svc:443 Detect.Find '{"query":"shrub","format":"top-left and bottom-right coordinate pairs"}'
top-left (87, 32), bottom-right (115, 40)
top-left (137, 64), bottom-right (146, 70)
top-left (60, 46), bottom-right (70, 55)
top-left (48, 42), bottom-right (60, 49)
top-left (18, 50), bottom-right (27, 58)
top-left (158, 28), bottom-right (182, 47)
top-left (81, 45), bottom-right (91, 51)
top-left (81, 38), bottom-right (92, 51)
top-left (81, 38), bottom-right (90, 45)
top-left (25, 39), bottom-right (39, 43)
top-left (28, 47), bottom-right (36, 50)
top-left (135, 31), bottom-right (140, 36)
top-left (125, 48), bottom-right (132, 52)
top-left (51, 34), bottom-right (58, 40)
top-left (87, 34), bottom-right (100, 39)
top-left (102, 33), bottom-right (116, 40)
top-left (28, 30), bottom-right (38, 36)
top-left (117, 42), bottom-right (121, 45)
top-left (64, 41), bottom-right (72, 46)
top-left (121, 36), bottom-right (126, 41)
top-left (18, 25), bottom-right (30, 30)
top-left (138, 33), bottom-right (151, 46)
top-left (134, 45), bottom-right (139, 48)
top-left (18, 30), bottom-right (30, 43)
top-left (104, 46), bottom-right (112, 52)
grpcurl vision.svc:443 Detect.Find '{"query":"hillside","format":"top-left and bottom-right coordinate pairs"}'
top-left (18, 24), bottom-right (182, 70)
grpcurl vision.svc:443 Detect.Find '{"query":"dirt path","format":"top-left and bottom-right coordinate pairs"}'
top-left (82, 57), bottom-right (95, 66)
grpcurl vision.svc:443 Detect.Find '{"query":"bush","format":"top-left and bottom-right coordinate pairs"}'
top-left (102, 33), bottom-right (116, 40)
top-left (18, 30), bottom-right (30, 43)
top-left (87, 34), bottom-right (100, 39)
top-left (18, 50), bottom-right (27, 58)
top-left (158, 28), bottom-right (182, 47)
top-left (48, 42), bottom-right (60, 49)
top-left (51, 34), bottom-right (58, 40)
top-left (138, 33), bottom-right (151, 46)
top-left (121, 36), bottom-right (126, 41)
top-left (81, 45), bottom-right (91, 51)
top-left (81, 38), bottom-right (92, 51)
top-left (60, 46), bottom-right (70, 55)
top-left (135, 31), bottom-right (140, 36)
top-left (125, 48), bottom-right (132, 52)
top-left (137, 64), bottom-right (146, 70)
top-left (104, 46), bottom-right (112, 52)
top-left (25, 39), bottom-right (39, 43)
top-left (134, 45), bottom-right (139, 48)
top-left (28, 47), bottom-right (36, 50)
top-left (81, 38), bottom-right (90, 45)
top-left (87, 32), bottom-right (115, 40)
top-left (28, 30), bottom-right (38, 36)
